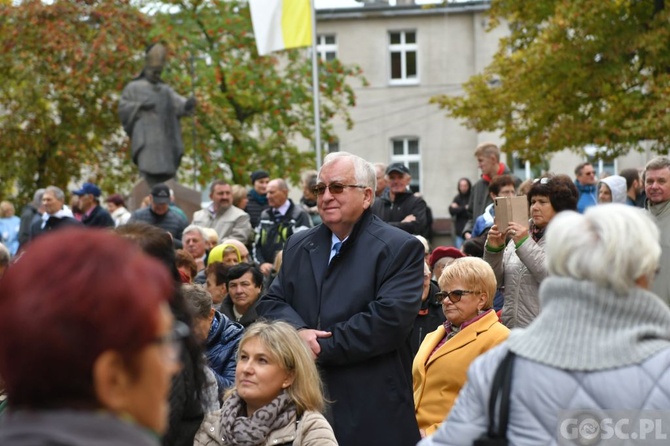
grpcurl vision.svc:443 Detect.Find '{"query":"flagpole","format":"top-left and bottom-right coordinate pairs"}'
top-left (310, 0), bottom-right (322, 169)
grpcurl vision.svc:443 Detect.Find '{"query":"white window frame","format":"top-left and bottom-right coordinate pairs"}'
top-left (316, 34), bottom-right (337, 62)
top-left (388, 30), bottom-right (418, 85)
top-left (390, 137), bottom-right (422, 192)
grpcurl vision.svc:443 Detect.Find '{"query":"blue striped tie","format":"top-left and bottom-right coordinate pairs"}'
top-left (329, 241), bottom-right (342, 264)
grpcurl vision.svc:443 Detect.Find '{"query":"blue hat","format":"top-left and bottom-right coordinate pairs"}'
top-left (72, 182), bottom-right (101, 197)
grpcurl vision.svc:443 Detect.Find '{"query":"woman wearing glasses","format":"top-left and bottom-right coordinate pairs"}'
top-left (412, 257), bottom-right (509, 438)
top-left (420, 204), bottom-right (670, 446)
top-left (484, 174), bottom-right (578, 328)
top-left (0, 228), bottom-right (182, 445)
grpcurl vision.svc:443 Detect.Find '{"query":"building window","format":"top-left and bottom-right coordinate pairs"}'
top-left (389, 30), bottom-right (418, 85)
top-left (325, 140), bottom-right (339, 153)
top-left (317, 34), bottom-right (337, 62)
top-left (390, 137), bottom-right (421, 192)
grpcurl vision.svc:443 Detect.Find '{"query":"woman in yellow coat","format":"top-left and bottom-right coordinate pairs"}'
top-left (412, 257), bottom-right (509, 438)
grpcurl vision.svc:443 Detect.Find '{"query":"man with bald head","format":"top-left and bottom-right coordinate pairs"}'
top-left (253, 178), bottom-right (312, 275)
top-left (257, 152), bottom-right (424, 446)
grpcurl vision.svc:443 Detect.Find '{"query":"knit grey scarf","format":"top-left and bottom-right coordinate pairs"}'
top-left (507, 276), bottom-right (670, 371)
top-left (219, 390), bottom-right (296, 446)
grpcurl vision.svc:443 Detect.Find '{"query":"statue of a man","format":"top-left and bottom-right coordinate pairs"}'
top-left (119, 43), bottom-right (196, 186)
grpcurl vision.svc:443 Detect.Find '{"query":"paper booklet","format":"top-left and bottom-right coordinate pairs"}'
top-left (494, 195), bottom-right (529, 232)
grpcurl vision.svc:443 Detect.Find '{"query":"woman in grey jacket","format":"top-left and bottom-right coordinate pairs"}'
top-left (420, 204), bottom-right (670, 446)
top-left (484, 174), bottom-right (578, 328)
top-left (195, 321), bottom-right (337, 446)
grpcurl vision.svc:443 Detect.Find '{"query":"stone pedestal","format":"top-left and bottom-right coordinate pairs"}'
top-left (128, 179), bottom-right (202, 222)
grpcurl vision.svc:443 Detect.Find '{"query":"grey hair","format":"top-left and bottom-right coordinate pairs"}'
top-left (183, 224), bottom-right (207, 240)
top-left (269, 178), bottom-right (289, 191)
top-left (545, 204), bottom-right (660, 295)
top-left (320, 152), bottom-right (376, 204)
top-left (44, 186), bottom-right (65, 202)
top-left (32, 188), bottom-right (46, 208)
top-left (645, 156), bottom-right (670, 173)
top-left (182, 284), bottom-right (214, 318)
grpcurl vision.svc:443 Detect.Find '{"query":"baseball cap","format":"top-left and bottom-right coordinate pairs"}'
top-left (72, 182), bottom-right (101, 197)
top-left (151, 183), bottom-right (171, 204)
top-left (386, 163), bottom-right (410, 176)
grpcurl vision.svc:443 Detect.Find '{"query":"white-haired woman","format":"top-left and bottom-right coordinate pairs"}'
top-left (420, 204), bottom-right (670, 445)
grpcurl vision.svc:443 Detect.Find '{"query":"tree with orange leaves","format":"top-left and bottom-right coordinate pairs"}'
top-left (0, 0), bottom-right (151, 204)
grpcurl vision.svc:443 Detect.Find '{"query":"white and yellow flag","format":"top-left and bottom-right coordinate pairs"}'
top-left (249, 0), bottom-right (313, 56)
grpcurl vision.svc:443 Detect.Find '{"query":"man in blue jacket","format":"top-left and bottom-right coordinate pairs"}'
top-left (257, 152), bottom-right (424, 446)
top-left (574, 162), bottom-right (598, 213)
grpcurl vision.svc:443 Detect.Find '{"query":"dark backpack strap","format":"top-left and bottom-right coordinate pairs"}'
top-left (486, 350), bottom-right (516, 438)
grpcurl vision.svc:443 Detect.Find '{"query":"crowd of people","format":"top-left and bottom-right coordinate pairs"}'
top-left (2, 145), bottom-right (670, 446)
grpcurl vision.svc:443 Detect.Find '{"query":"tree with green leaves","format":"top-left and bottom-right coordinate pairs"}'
top-left (432, 0), bottom-right (670, 164)
top-left (145, 0), bottom-right (365, 187)
top-left (0, 0), bottom-right (151, 205)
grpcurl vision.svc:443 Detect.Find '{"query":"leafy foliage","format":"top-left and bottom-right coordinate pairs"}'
top-left (143, 0), bottom-right (365, 187)
top-left (0, 0), bottom-right (151, 205)
top-left (0, 0), bottom-right (365, 206)
top-left (432, 0), bottom-right (670, 163)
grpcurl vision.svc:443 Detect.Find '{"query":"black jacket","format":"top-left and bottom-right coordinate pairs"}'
top-left (129, 207), bottom-right (188, 248)
top-left (371, 189), bottom-right (428, 236)
top-left (29, 215), bottom-right (82, 242)
top-left (244, 191), bottom-right (269, 229)
top-left (18, 204), bottom-right (41, 250)
top-left (82, 205), bottom-right (115, 228)
top-left (253, 200), bottom-right (312, 265)
top-left (409, 281), bottom-right (446, 356)
top-left (449, 191), bottom-right (471, 237)
top-left (219, 295), bottom-right (260, 328)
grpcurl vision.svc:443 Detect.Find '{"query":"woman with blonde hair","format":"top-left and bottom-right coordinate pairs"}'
top-left (195, 320), bottom-right (337, 445)
top-left (413, 257), bottom-right (509, 438)
top-left (421, 204), bottom-right (670, 445)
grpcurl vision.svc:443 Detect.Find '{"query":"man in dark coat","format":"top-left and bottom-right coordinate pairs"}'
top-left (18, 188), bottom-right (44, 251)
top-left (372, 162), bottom-right (428, 236)
top-left (253, 178), bottom-right (312, 276)
top-left (72, 182), bottom-right (114, 228)
top-left (29, 186), bottom-right (81, 242)
top-left (257, 152), bottom-right (424, 446)
top-left (129, 183), bottom-right (188, 249)
top-left (244, 170), bottom-right (270, 229)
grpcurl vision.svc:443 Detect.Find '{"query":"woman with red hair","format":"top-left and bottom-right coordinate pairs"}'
top-left (0, 228), bottom-right (182, 445)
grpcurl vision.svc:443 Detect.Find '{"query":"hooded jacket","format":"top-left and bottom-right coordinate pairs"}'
top-left (598, 175), bottom-right (627, 204)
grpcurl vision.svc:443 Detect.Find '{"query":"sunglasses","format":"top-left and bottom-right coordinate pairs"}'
top-left (312, 182), bottom-right (366, 196)
top-left (435, 289), bottom-right (480, 304)
top-left (533, 177), bottom-right (551, 185)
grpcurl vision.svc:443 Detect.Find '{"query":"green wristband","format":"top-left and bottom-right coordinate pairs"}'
top-left (515, 235), bottom-right (529, 249)
top-left (485, 243), bottom-right (505, 253)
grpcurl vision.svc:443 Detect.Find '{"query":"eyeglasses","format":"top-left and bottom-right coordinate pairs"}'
top-left (312, 182), bottom-right (366, 196)
top-left (152, 320), bottom-right (190, 363)
top-left (582, 171), bottom-right (596, 176)
top-left (435, 289), bottom-right (480, 304)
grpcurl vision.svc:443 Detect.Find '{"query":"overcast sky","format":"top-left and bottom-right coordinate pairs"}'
top-left (315, 0), bottom-right (442, 8)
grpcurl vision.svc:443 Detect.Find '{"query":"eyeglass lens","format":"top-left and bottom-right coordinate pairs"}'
top-left (313, 183), bottom-right (347, 195)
